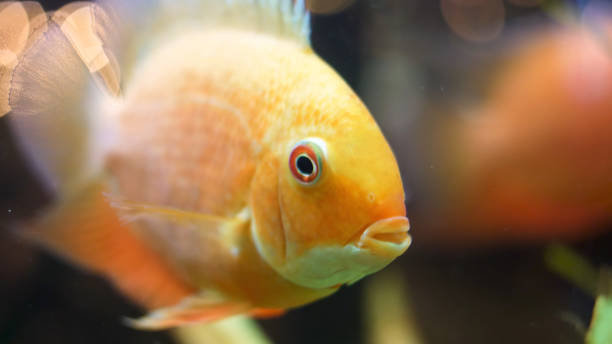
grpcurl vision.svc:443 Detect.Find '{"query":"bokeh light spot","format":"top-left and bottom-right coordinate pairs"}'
top-left (440, 0), bottom-right (505, 43)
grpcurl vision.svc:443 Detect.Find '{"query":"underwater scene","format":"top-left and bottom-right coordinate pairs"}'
top-left (1, 0), bottom-right (611, 343)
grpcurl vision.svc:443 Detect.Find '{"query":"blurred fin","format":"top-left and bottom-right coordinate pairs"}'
top-left (127, 290), bottom-right (284, 330)
top-left (98, 0), bottom-right (311, 84)
top-left (0, 1), bottom-right (47, 115)
top-left (20, 182), bottom-right (195, 309)
top-left (53, 2), bottom-right (121, 96)
top-left (174, 316), bottom-right (273, 344)
top-left (127, 293), bottom-right (251, 330)
top-left (6, 5), bottom-right (119, 198)
top-left (104, 0), bottom-right (311, 44)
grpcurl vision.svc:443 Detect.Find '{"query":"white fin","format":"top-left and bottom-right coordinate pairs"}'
top-left (53, 2), bottom-right (121, 96)
top-left (104, 0), bottom-right (311, 44)
top-left (0, 2), bottom-right (47, 115)
top-left (2, 2), bottom-right (119, 199)
top-left (98, 0), bottom-right (311, 83)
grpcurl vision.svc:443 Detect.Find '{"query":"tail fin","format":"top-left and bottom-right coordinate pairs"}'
top-left (1, 4), bottom-right (198, 312)
top-left (0, 1), bottom-right (47, 115)
top-left (0, 2), bottom-right (121, 199)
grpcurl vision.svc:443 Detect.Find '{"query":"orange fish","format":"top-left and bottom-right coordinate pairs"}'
top-left (419, 17), bottom-right (612, 246)
top-left (0, 0), bottom-right (410, 329)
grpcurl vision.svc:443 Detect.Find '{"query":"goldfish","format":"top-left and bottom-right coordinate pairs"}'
top-left (0, 0), bottom-right (410, 329)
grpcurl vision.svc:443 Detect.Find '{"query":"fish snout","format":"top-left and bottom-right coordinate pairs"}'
top-left (273, 216), bottom-right (411, 289)
top-left (356, 216), bottom-right (411, 258)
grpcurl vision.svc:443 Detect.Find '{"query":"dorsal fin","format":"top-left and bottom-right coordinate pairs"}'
top-left (102, 0), bottom-right (311, 45)
top-left (97, 0), bottom-right (311, 85)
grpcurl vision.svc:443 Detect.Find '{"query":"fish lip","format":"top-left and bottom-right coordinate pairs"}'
top-left (355, 216), bottom-right (411, 257)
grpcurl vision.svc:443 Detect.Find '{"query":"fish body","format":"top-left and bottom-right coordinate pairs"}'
top-left (0, 0), bottom-right (410, 328)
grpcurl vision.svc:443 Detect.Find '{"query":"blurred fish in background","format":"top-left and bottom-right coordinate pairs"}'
top-left (360, 0), bottom-right (612, 343)
top-left (414, 0), bottom-right (612, 246)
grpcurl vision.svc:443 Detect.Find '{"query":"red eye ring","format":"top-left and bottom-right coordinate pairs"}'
top-left (289, 141), bottom-right (323, 185)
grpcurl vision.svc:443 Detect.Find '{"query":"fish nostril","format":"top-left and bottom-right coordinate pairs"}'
top-left (367, 192), bottom-right (376, 203)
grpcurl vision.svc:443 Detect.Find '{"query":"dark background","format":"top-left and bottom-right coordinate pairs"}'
top-left (1, 1), bottom-right (610, 343)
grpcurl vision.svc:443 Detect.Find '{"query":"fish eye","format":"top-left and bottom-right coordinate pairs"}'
top-left (289, 140), bottom-right (324, 185)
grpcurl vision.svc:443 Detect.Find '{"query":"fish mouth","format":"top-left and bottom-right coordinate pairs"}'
top-left (356, 216), bottom-right (411, 258)
top-left (274, 216), bottom-right (411, 290)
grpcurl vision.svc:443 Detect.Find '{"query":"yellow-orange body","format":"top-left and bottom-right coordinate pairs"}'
top-left (0, 0), bottom-right (409, 328)
top-left (108, 29), bottom-right (404, 308)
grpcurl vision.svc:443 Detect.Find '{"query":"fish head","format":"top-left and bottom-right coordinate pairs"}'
top-left (250, 62), bottom-right (410, 290)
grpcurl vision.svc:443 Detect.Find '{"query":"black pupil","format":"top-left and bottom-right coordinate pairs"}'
top-left (296, 155), bottom-right (314, 175)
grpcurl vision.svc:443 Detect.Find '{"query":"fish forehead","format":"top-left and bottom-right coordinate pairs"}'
top-left (123, 29), bottom-right (355, 139)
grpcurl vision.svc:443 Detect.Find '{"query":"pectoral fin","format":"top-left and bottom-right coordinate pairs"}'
top-left (109, 197), bottom-right (250, 255)
top-left (127, 293), bottom-right (251, 330)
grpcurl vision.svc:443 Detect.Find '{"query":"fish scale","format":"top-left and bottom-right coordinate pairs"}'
top-left (111, 94), bottom-right (256, 217)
